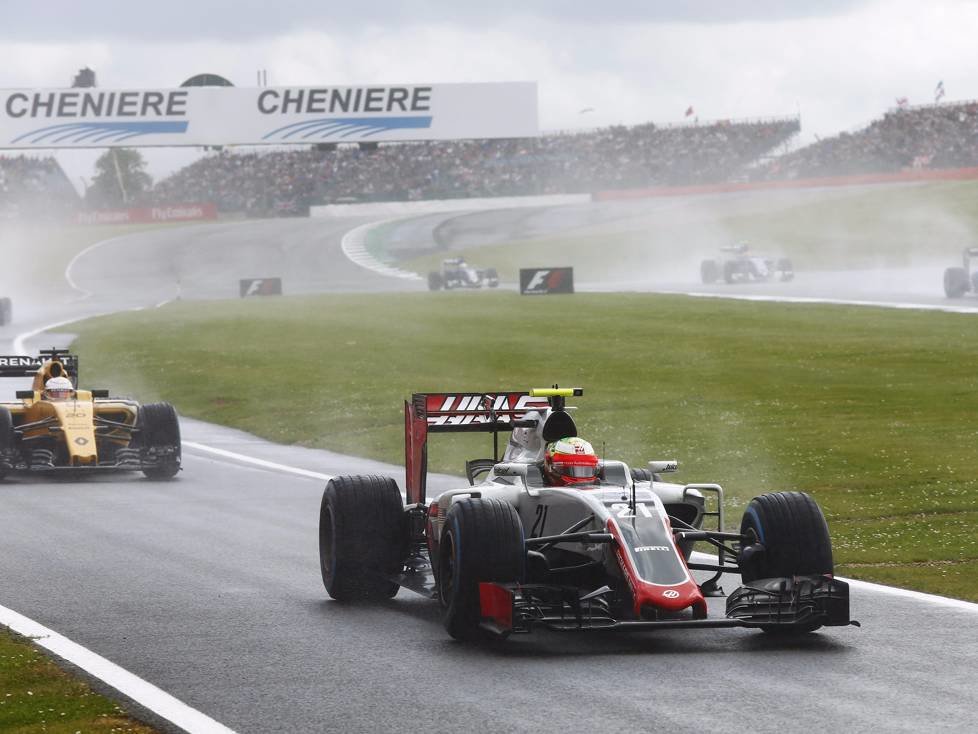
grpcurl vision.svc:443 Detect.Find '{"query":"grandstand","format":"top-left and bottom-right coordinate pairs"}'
top-left (8, 100), bottom-right (978, 221)
top-left (148, 117), bottom-right (801, 215)
top-left (759, 100), bottom-right (978, 180)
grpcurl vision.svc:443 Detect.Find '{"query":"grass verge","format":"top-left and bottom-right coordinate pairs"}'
top-left (70, 290), bottom-right (978, 601)
top-left (401, 180), bottom-right (978, 280)
top-left (0, 627), bottom-right (157, 733)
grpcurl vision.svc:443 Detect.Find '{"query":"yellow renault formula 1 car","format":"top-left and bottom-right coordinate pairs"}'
top-left (0, 349), bottom-right (181, 479)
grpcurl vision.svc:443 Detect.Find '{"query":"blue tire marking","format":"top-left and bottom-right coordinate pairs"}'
top-left (746, 506), bottom-right (765, 544)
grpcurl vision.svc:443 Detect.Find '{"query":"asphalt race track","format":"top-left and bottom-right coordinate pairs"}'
top-left (1, 208), bottom-right (977, 733)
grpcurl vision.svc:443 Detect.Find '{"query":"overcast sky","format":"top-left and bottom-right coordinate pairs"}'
top-left (3, 0), bottom-right (977, 183)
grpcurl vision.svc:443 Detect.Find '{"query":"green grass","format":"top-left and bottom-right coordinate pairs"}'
top-left (69, 290), bottom-right (978, 601)
top-left (401, 180), bottom-right (978, 279)
top-left (0, 627), bottom-right (157, 733)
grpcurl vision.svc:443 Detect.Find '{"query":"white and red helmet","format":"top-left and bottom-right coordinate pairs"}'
top-left (544, 436), bottom-right (598, 485)
top-left (44, 376), bottom-right (74, 400)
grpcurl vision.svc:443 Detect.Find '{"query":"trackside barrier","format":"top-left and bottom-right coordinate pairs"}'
top-left (75, 203), bottom-right (218, 225)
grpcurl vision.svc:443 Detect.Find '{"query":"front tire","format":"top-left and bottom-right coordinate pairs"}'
top-left (700, 260), bottom-right (719, 284)
top-left (944, 267), bottom-right (968, 298)
top-left (438, 498), bottom-right (524, 640)
top-left (776, 257), bottom-right (794, 282)
top-left (138, 402), bottom-right (181, 479)
top-left (739, 491), bottom-right (833, 633)
top-left (319, 475), bottom-right (405, 601)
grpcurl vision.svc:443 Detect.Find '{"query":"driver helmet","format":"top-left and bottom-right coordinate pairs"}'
top-left (44, 376), bottom-right (74, 400)
top-left (544, 436), bottom-right (598, 486)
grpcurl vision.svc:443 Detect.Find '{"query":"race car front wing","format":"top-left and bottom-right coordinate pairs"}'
top-left (477, 575), bottom-right (856, 636)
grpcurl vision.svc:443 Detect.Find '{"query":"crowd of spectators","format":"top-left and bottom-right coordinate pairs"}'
top-left (759, 101), bottom-right (978, 180)
top-left (12, 102), bottom-right (978, 220)
top-left (149, 117), bottom-right (800, 214)
top-left (0, 155), bottom-right (78, 219)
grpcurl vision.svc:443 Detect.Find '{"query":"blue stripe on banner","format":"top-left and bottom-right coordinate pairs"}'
top-left (262, 116), bottom-right (433, 141)
top-left (11, 121), bottom-right (189, 145)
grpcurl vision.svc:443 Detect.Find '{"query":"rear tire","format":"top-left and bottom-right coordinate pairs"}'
top-left (138, 402), bottom-right (181, 479)
top-left (427, 272), bottom-right (443, 291)
top-left (0, 407), bottom-right (17, 480)
top-left (723, 260), bottom-right (739, 284)
top-left (319, 475), bottom-right (405, 601)
top-left (944, 267), bottom-right (969, 298)
top-left (700, 260), bottom-right (719, 284)
top-left (630, 467), bottom-right (652, 483)
top-left (438, 498), bottom-right (525, 640)
top-left (776, 258), bottom-right (794, 282)
top-left (739, 491), bottom-right (833, 633)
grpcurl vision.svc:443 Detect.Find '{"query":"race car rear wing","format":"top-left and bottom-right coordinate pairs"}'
top-left (404, 388), bottom-right (582, 504)
top-left (0, 349), bottom-right (78, 385)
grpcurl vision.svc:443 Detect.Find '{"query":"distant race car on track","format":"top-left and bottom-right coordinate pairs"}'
top-left (428, 257), bottom-right (499, 291)
top-left (318, 387), bottom-right (855, 640)
top-left (701, 243), bottom-right (794, 284)
top-left (0, 349), bottom-right (181, 479)
top-left (942, 247), bottom-right (978, 298)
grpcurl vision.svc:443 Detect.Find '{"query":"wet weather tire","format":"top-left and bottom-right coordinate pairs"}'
top-left (739, 491), bottom-right (833, 583)
top-left (944, 267), bottom-right (968, 298)
top-left (630, 468), bottom-right (652, 482)
top-left (319, 475), bottom-right (405, 602)
top-left (739, 492), bottom-right (834, 634)
top-left (723, 260), bottom-right (739, 284)
top-left (700, 260), bottom-right (719, 284)
top-left (428, 272), bottom-right (443, 291)
top-left (777, 258), bottom-right (794, 282)
top-left (138, 402), bottom-right (181, 479)
top-left (0, 407), bottom-right (16, 480)
top-left (438, 498), bottom-right (525, 640)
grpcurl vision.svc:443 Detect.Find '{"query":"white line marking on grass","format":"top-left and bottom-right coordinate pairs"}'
top-left (340, 220), bottom-right (424, 280)
top-left (0, 604), bottom-right (238, 734)
top-left (182, 441), bottom-right (334, 482)
top-left (64, 233), bottom-right (139, 299)
top-left (663, 289), bottom-right (978, 314)
top-left (13, 317), bottom-right (89, 355)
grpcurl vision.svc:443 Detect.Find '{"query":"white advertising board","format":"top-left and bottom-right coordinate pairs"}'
top-left (0, 82), bottom-right (537, 149)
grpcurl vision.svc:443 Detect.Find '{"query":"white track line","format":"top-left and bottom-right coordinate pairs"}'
top-left (0, 605), bottom-right (237, 734)
top-left (666, 289), bottom-right (978, 314)
top-left (182, 441), bottom-right (333, 481)
top-left (339, 220), bottom-right (424, 280)
top-left (63, 233), bottom-right (140, 299)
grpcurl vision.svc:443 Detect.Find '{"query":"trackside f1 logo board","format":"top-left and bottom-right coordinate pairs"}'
top-left (519, 267), bottom-right (574, 295)
top-left (239, 278), bottom-right (283, 297)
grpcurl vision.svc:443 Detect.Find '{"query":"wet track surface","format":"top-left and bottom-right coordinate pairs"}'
top-left (1, 206), bottom-right (977, 733)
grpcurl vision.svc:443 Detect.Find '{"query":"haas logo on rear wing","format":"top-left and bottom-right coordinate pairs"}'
top-left (422, 393), bottom-right (549, 427)
top-left (405, 391), bottom-right (550, 506)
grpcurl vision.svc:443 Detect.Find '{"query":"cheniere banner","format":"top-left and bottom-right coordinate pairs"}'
top-left (75, 203), bottom-right (217, 225)
top-left (0, 83), bottom-right (538, 149)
